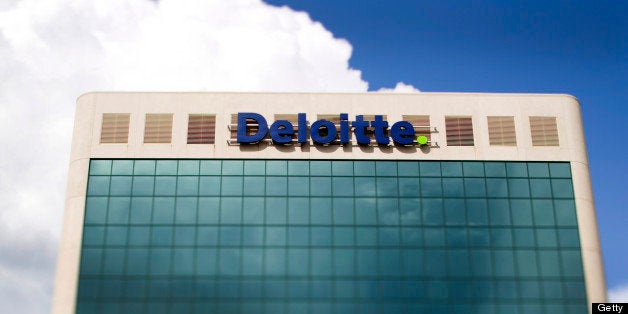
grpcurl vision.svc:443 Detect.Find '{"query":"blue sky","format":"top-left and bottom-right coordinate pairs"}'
top-left (266, 0), bottom-right (628, 290)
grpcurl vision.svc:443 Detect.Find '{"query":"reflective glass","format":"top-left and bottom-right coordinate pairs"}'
top-left (79, 160), bottom-right (585, 312)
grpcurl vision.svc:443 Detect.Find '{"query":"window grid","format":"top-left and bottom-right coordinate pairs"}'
top-left (187, 114), bottom-right (216, 144)
top-left (100, 113), bottom-right (130, 144)
top-left (144, 114), bottom-right (173, 144)
top-left (79, 160), bottom-right (585, 314)
top-left (445, 116), bottom-right (474, 146)
top-left (488, 116), bottom-right (517, 146)
top-left (530, 116), bottom-right (559, 147)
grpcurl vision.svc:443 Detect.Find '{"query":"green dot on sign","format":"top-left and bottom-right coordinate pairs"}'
top-left (417, 135), bottom-right (428, 145)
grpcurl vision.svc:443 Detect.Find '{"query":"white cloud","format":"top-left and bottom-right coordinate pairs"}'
top-left (0, 0), bottom-right (398, 312)
top-left (609, 284), bottom-right (628, 302)
top-left (377, 81), bottom-right (420, 93)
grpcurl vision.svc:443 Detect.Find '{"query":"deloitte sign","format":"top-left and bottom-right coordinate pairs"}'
top-left (236, 112), bottom-right (429, 146)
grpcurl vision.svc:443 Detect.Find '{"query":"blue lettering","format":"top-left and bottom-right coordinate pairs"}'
top-left (352, 115), bottom-right (370, 145)
top-left (371, 115), bottom-right (389, 145)
top-left (237, 112), bottom-right (268, 143)
top-left (390, 121), bottom-right (414, 145)
top-left (310, 120), bottom-right (337, 144)
top-left (270, 120), bottom-right (294, 144)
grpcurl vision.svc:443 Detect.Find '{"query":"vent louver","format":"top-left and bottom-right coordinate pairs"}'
top-left (187, 114), bottom-right (216, 144)
top-left (445, 116), bottom-right (474, 146)
top-left (100, 113), bottom-right (130, 144)
top-left (144, 114), bottom-right (173, 143)
top-left (488, 116), bottom-right (517, 146)
top-left (530, 116), bottom-right (559, 146)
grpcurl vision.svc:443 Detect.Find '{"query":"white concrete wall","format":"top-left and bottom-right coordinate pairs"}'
top-left (51, 92), bottom-right (606, 313)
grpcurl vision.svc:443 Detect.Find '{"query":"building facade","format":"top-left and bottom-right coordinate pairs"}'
top-left (53, 92), bottom-right (605, 313)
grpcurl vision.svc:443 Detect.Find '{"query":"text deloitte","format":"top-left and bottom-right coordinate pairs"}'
top-left (236, 112), bottom-right (428, 146)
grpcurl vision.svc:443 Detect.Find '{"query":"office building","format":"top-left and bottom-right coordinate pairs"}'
top-left (52, 92), bottom-right (605, 313)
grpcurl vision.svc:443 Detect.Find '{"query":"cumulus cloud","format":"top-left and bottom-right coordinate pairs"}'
top-left (0, 0), bottom-right (419, 312)
top-left (609, 284), bottom-right (628, 302)
top-left (377, 81), bottom-right (420, 93)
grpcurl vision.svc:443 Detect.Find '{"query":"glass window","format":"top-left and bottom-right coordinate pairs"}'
top-left (220, 226), bottom-right (241, 245)
top-left (463, 162), bottom-right (485, 177)
top-left (156, 160), bottom-right (178, 175)
top-left (488, 199), bottom-right (510, 225)
top-left (532, 200), bottom-right (555, 226)
top-left (549, 163), bottom-right (571, 178)
top-left (288, 198), bottom-right (309, 224)
top-left (112, 160), bottom-right (134, 175)
top-left (506, 162), bottom-right (528, 178)
top-left (200, 160), bottom-right (221, 175)
top-left (79, 159), bottom-right (585, 311)
top-left (288, 226), bottom-right (308, 246)
top-left (105, 226), bottom-right (127, 246)
top-left (266, 160), bottom-right (287, 175)
top-left (154, 176), bottom-right (177, 196)
top-left (442, 178), bottom-right (464, 197)
top-left (466, 199), bottom-right (488, 225)
top-left (178, 160), bottom-right (199, 175)
top-left (288, 177), bottom-right (309, 196)
top-left (441, 162), bottom-right (462, 177)
top-left (82, 226), bottom-right (105, 246)
top-left (152, 197), bottom-right (175, 223)
top-left (90, 160), bottom-right (112, 175)
top-left (424, 227), bottom-right (445, 247)
top-left (513, 228), bottom-right (535, 247)
top-left (354, 177), bottom-right (376, 197)
top-left (355, 198), bottom-right (377, 225)
top-left (288, 160), bottom-right (309, 176)
top-left (399, 198), bottom-right (421, 225)
top-left (529, 179), bottom-right (552, 198)
top-left (128, 226), bottom-right (150, 246)
top-left (244, 160), bottom-right (265, 175)
top-left (222, 160), bottom-right (243, 175)
top-left (87, 177), bottom-right (110, 196)
top-left (311, 198), bottom-right (332, 224)
top-left (107, 197), bottom-right (130, 224)
top-left (331, 161), bottom-right (353, 176)
top-left (422, 198), bottom-right (444, 225)
top-left (492, 250), bottom-right (515, 276)
top-left (552, 179), bottom-right (574, 198)
top-left (197, 227), bottom-right (218, 246)
top-left (310, 161), bottom-right (331, 176)
top-left (177, 177), bottom-right (199, 196)
top-left (444, 199), bottom-right (466, 225)
top-left (174, 226), bottom-right (196, 245)
top-left (266, 198), bottom-right (287, 224)
top-left (507, 178), bottom-right (530, 198)
top-left (354, 161), bottom-right (375, 176)
top-left (486, 178), bottom-right (508, 197)
top-left (242, 197), bottom-right (264, 224)
top-left (132, 176), bottom-right (154, 196)
top-left (464, 178), bottom-right (486, 197)
top-left (333, 177), bottom-right (354, 197)
top-left (554, 199), bottom-right (578, 227)
top-left (485, 162), bottom-right (506, 177)
top-left (510, 199), bottom-right (533, 226)
top-left (84, 197), bottom-right (108, 224)
top-left (221, 177), bottom-right (243, 196)
top-left (109, 176), bottom-right (133, 196)
top-left (420, 178), bottom-right (442, 197)
top-left (333, 198), bottom-right (354, 225)
top-left (221, 197), bottom-right (242, 224)
top-left (536, 229), bottom-right (558, 248)
top-left (198, 197), bottom-right (219, 224)
top-left (310, 177), bottom-right (331, 196)
top-left (199, 176), bottom-right (220, 196)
